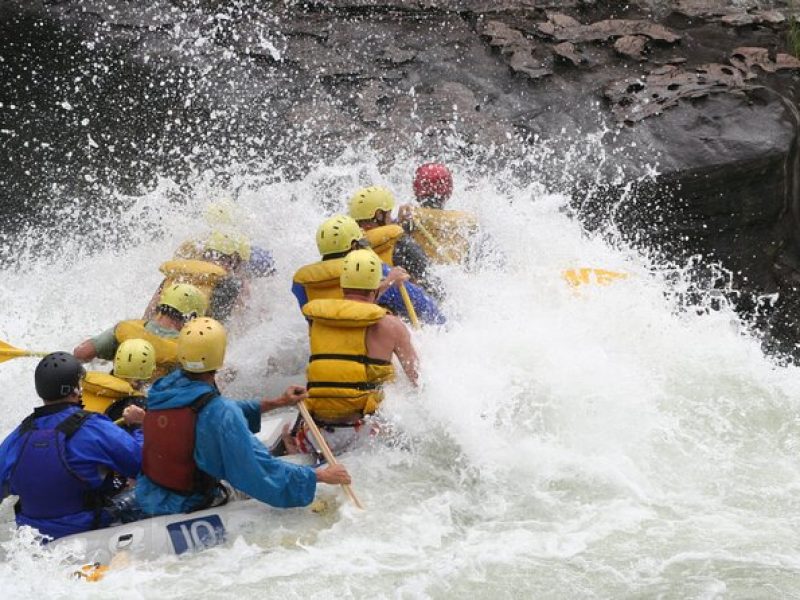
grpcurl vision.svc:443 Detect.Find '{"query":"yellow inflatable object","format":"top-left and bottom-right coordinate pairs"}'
top-left (563, 268), bottom-right (629, 287)
top-left (160, 259), bottom-right (226, 308)
top-left (114, 320), bottom-right (178, 379)
top-left (363, 224), bottom-right (403, 266)
top-left (411, 207), bottom-right (478, 264)
top-left (82, 372), bottom-right (142, 415)
top-left (302, 298), bottom-right (394, 421)
top-left (293, 259), bottom-right (347, 304)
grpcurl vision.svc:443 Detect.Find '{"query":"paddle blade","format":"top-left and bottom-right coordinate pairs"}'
top-left (563, 268), bottom-right (629, 287)
top-left (0, 340), bottom-right (49, 364)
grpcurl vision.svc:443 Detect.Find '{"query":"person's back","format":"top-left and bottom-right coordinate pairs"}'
top-left (349, 186), bottom-right (444, 300)
top-left (293, 215), bottom-right (445, 325)
top-left (290, 250), bottom-right (418, 457)
top-left (74, 283), bottom-right (207, 380)
top-left (0, 353), bottom-right (143, 540)
top-left (135, 318), bottom-right (350, 516)
top-left (82, 339), bottom-right (155, 428)
top-left (405, 162), bottom-right (480, 265)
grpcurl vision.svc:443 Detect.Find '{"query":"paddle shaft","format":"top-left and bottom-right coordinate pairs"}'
top-left (412, 219), bottom-right (459, 264)
top-left (398, 283), bottom-right (420, 330)
top-left (297, 401), bottom-right (364, 509)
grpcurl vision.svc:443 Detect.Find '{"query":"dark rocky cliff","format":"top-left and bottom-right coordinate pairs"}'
top-left (3, 0), bottom-right (800, 355)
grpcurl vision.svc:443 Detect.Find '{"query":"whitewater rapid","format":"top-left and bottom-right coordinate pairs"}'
top-left (1, 155), bottom-right (800, 598)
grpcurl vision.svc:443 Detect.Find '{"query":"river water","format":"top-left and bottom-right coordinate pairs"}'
top-left (1, 154), bottom-right (799, 599)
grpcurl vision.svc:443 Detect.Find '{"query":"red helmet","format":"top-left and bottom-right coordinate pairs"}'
top-left (413, 163), bottom-right (453, 202)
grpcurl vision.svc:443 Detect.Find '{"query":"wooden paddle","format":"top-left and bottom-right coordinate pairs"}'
top-left (398, 283), bottom-right (420, 329)
top-left (412, 218), bottom-right (460, 264)
top-left (297, 400), bottom-right (364, 509)
top-left (0, 339), bottom-right (49, 364)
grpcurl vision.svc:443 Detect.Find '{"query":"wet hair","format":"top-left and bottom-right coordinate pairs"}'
top-left (157, 304), bottom-right (188, 322)
top-left (419, 196), bottom-right (445, 210)
top-left (182, 370), bottom-right (217, 381)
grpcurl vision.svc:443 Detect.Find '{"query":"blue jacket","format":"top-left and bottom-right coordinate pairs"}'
top-left (0, 403), bottom-right (143, 540)
top-left (292, 264), bottom-right (446, 325)
top-left (244, 245), bottom-right (276, 278)
top-left (136, 370), bottom-right (317, 515)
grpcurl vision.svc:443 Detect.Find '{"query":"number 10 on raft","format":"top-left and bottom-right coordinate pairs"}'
top-left (167, 515), bottom-right (226, 555)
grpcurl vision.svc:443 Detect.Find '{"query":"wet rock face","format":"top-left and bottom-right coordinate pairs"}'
top-left (3, 0), bottom-right (800, 354)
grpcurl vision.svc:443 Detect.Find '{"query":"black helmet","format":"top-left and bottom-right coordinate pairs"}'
top-left (34, 352), bottom-right (85, 401)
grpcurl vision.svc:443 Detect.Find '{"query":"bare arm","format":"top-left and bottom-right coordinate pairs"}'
top-left (392, 318), bottom-right (419, 386)
top-left (73, 339), bottom-right (98, 362)
top-left (260, 385), bottom-right (308, 412)
top-left (143, 280), bottom-right (166, 320)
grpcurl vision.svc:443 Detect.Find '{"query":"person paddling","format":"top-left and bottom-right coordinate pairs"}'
top-left (0, 353), bottom-right (144, 540)
top-left (135, 317), bottom-right (350, 516)
top-left (145, 231), bottom-right (252, 323)
top-left (287, 249), bottom-right (419, 458)
top-left (73, 283), bottom-right (207, 380)
top-left (399, 163), bottom-right (481, 265)
top-left (82, 339), bottom-right (155, 430)
top-left (292, 214), bottom-right (446, 325)
top-left (349, 186), bottom-right (444, 299)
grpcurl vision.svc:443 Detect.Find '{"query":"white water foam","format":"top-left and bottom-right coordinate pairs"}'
top-left (1, 151), bottom-right (800, 598)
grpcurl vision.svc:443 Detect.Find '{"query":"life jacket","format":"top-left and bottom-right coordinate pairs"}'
top-left (292, 258), bottom-right (347, 305)
top-left (302, 299), bottom-right (395, 421)
top-left (114, 320), bottom-right (178, 380)
top-left (159, 259), bottom-right (228, 304)
top-left (410, 207), bottom-right (478, 264)
top-left (142, 392), bottom-right (218, 497)
top-left (363, 224), bottom-right (404, 266)
top-left (9, 410), bottom-right (103, 523)
top-left (81, 372), bottom-right (144, 416)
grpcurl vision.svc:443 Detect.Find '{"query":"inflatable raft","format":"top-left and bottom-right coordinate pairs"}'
top-left (53, 410), bottom-right (315, 566)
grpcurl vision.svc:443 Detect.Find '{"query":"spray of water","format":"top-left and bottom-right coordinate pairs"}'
top-left (1, 144), bottom-right (799, 598)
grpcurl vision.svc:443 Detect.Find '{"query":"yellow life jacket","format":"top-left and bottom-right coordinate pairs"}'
top-left (363, 224), bottom-right (404, 266)
top-left (114, 320), bottom-right (178, 380)
top-left (302, 298), bottom-right (395, 421)
top-left (292, 258), bottom-right (346, 305)
top-left (82, 371), bottom-right (143, 415)
top-left (410, 207), bottom-right (478, 264)
top-left (158, 259), bottom-right (228, 303)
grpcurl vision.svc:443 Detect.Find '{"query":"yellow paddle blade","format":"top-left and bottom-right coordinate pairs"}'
top-left (74, 563), bottom-right (109, 582)
top-left (0, 340), bottom-right (49, 364)
top-left (563, 268), bottom-right (629, 287)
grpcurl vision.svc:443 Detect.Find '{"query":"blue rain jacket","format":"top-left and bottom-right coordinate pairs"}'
top-left (244, 245), bottom-right (276, 278)
top-left (136, 370), bottom-right (317, 515)
top-left (292, 264), bottom-right (446, 325)
top-left (0, 403), bottom-right (143, 540)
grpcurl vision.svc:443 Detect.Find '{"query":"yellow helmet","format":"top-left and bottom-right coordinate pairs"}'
top-left (205, 231), bottom-right (252, 262)
top-left (341, 249), bottom-right (383, 290)
top-left (177, 317), bottom-right (227, 373)
top-left (203, 199), bottom-right (236, 227)
top-left (159, 283), bottom-right (208, 319)
top-left (316, 215), bottom-right (367, 256)
top-left (114, 339), bottom-right (156, 380)
top-left (348, 186), bottom-right (395, 221)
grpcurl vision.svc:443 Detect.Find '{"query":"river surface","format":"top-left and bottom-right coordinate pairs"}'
top-left (1, 156), bottom-right (799, 599)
